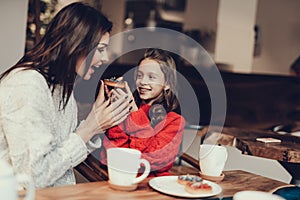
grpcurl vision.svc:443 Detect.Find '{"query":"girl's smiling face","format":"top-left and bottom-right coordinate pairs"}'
top-left (76, 32), bottom-right (110, 80)
top-left (136, 58), bottom-right (170, 105)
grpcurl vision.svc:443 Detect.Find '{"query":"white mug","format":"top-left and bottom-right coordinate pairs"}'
top-left (233, 191), bottom-right (284, 200)
top-left (199, 144), bottom-right (228, 176)
top-left (0, 159), bottom-right (35, 200)
top-left (107, 148), bottom-right (150, 187)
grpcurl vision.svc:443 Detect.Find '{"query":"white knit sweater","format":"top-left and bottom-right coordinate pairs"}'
top-left (0, 68), bottom-right (101, 188)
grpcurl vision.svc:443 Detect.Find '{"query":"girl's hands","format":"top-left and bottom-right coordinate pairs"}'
top-left (110, 81), bottom-right (138, 113)
top-left (76, 81), bottom-right (131, 143)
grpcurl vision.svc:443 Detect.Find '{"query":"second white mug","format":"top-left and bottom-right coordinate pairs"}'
top-left (233, 191), bottom-right (284, 200)
top-left (199, 144), bottom-right (228, 177)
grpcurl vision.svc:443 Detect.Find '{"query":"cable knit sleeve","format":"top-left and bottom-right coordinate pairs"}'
top-left (124, 105), bottom-right (152, 134)
top-left (0, 70), bottom-right (88, 188)
top-left (127, 108), bottom-right (185, 171)
top-left (104, 122), bottom-right (129, 148)
top-left (77, 120), bottom-right (102, 153)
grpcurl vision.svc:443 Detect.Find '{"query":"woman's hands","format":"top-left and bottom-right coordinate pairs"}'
top-left (110, 82), bottom-right (138, 113)
top-left (76, 81), bottom-right (131, 143)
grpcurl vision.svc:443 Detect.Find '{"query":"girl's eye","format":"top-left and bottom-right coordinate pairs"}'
top-left (136, 73), bottom-right (143, 79)
top-left (149, 75), bottom-right (156, 79)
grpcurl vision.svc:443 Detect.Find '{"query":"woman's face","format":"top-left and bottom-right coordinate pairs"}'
top-left (136, 58), bottom-right (170, 105)
top-left (76, 32), bottom-right (110, 80)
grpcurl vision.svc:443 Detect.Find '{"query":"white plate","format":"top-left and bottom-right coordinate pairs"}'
top-left (149, 176), bottom-right (222, 198)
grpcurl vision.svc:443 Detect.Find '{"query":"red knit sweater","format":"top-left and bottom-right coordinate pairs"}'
top-left (100, 104), bottom-right (185, 176)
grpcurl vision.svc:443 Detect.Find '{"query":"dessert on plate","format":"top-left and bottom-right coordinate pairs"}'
top-left (177, 174), bottom-right (203, 185)
top-left (185, 182), bottom-right (213, 194)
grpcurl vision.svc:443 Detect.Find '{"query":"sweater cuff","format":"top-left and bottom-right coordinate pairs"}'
top-left (64, 133), bottom-right (88, 167)
top-left (86, 135), bottom-right (102, 153)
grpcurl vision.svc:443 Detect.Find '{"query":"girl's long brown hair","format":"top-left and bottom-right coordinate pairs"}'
top-left (0, 2), bottom-right (112, 109)
top-left (133, 48), bottom-right (180, 127)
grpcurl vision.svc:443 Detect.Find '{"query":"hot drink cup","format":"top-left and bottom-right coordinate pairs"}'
top-left (0, 159), bottom-right (35, 200)
top-left (199, 144), bottom-right (228, 177)
top-left (107, 148), bottom-right (150, 191)
top-left (233, 190), bottom-right (284, 200)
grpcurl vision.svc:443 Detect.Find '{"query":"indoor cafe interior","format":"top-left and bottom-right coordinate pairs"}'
top-left (1, 0), bottom-right (300, 199)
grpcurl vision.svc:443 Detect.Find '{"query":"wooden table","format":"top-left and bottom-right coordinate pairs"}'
top-left (34, 169), bottom-right (289, 200)
top-left (199, 126), bottom-right (300, 184)
top-left (200, 126), bottom-right (300, 163)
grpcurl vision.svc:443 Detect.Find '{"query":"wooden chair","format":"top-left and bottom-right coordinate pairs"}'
top-left (169, 152), bottom-right (200, 175)
top-left (177, 152), bottom-right (200, 170)
top-left (169, 126), bottom-right (203, 174)
top-left (75, 154), bottom-right (108, 182)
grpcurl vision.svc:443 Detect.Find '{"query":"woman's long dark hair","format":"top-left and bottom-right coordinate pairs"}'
top-left (133, 48), bottom-right (180, 127)
top-left (0, 2), bottom-right (112, 109)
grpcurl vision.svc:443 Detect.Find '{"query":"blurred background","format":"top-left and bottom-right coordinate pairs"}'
top-left (1, 0), bottom-right (300, 75)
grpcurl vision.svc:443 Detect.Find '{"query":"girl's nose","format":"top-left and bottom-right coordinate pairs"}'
top-left (140, 77), bottom-right (148, 85)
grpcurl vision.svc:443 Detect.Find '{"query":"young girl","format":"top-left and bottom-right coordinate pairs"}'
top-left (100, 48), bottom-right (185, 176)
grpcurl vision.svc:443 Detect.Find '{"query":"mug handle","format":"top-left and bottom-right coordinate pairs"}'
top-left (16, 174), bottom-right (35, 200)
top-left (132, 158), bottom-right (150, 184)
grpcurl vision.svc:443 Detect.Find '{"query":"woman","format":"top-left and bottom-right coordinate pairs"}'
top-left (0, 2), bottom-right (130, 188)
top-left (100, 49), bottom-right (185, 176)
